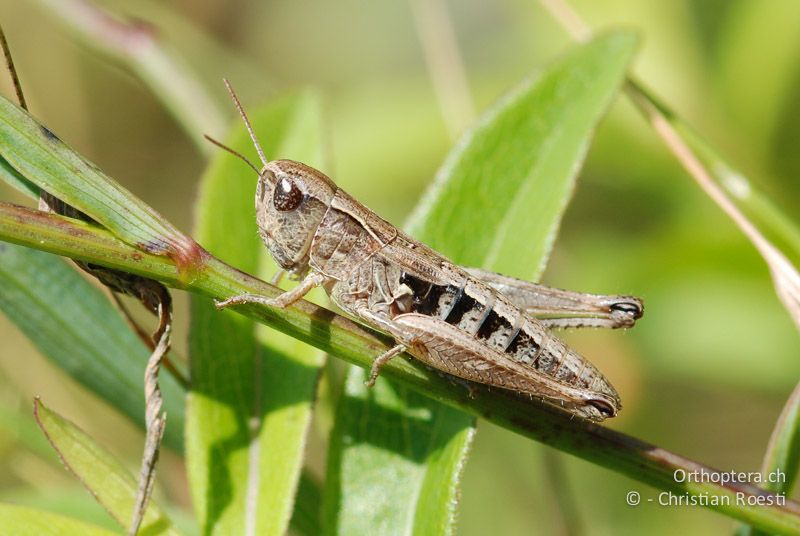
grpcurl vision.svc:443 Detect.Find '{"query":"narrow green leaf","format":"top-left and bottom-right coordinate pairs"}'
top-left (187, 91), bottom-right (325, 535)
top-left (325, 31), bottom-right (638, 535)
top-left (0, 486), bottom-right (119, 532)
top-left (0, 154), bottom-right (38, 198)
top-left (0, 503), bottom-right (117, 536)
top-left (649, 93), bottom-right (800, 267)
top-left (0, 242), bottom-right (184, 450)
top-left (758, 384), bottom-right (800, 496)
top-left (739, 380), bottom-right (800, 536)
top-left (325, 372), bottom-right (474, 536)
top-left (33, 399), bottom-right (182, 535)
top-left (0, 95), bottom-right (199, 264)
top-left (408, 31), bottom-right (639, 279)
top-left (290, 471), bottom-right (323, 536)
top-left (624, 83), bottom-right (800, 334)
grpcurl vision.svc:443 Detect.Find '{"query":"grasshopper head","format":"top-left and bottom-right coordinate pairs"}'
top-left (255, 160), bottom-right (336, 274)
top-left (214, 79), bottom-right (338, 275)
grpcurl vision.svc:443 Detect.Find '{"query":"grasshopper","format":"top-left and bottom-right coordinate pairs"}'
top-left (213, 80), bottom-right (643, 422)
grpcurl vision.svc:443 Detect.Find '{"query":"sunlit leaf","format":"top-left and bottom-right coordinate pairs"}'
top-left (187, 90), bottom-right (325, 535)
top-left (0, 154), bottom-right (38, 198)
top-left (33, 399), bottom-right (182, 535)
top-left (0, 503), bottom-right (117, 536)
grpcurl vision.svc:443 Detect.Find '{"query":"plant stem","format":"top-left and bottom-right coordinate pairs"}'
top-left (2, 201), bottom-right (799, 534)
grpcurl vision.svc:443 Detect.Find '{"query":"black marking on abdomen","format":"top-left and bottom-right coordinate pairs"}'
top-left (445, 292), bottom-right (480, 325)
top-left (400, 272), bottom-right (460, 319)
top-left (476, 310), bottom-right (512, 340)
top-left (400, 272), bottom-right (431, 300)
top-left (401, 275), bottom-right (551, 368)
top-left (505, 328), bottom-right (540, 366)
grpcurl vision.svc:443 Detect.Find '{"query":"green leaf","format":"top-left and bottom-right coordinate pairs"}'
top-left (0, 109), bottom-right (185, 452)
top-left (0, 242), bottom-right (185, 450)
top-left (761, 383), bottom-right (800, 496)
top-left (324, 372), bottom-right (474, 536)
top-left (0, 486), bottom-right (120, 532)
top-left (0, 154), bottom-right (38, 198)
top-left (738, 380), bottom-right (800, 536)
top-left (325, 31), bottom-right (639, 535)
top-left (290, 471), bottom-right (323, 536)
top-left (33, 399), bottom-right (182, 535)
top-left (408, 31), bottom-right (638, 279)
top-left (0, 503), bottom-right (118, 536)
top-left (0, 95), bottom-right (199, 264)
top-left (187, 91), bottom-right (325, 535)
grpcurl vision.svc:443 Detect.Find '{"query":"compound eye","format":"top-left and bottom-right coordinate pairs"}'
top-left (273, 177), bottom-right (303, 211)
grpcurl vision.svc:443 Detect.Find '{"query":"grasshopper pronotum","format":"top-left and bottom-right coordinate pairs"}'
top-left (214, 80), bottom-right (643, 422)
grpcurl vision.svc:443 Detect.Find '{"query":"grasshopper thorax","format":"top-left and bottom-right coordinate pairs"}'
top-left (255, 159), bottom-right (337, 275)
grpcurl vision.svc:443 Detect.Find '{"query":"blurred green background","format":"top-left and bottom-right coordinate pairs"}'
top-left (0, 0), bottom-right (799, 534)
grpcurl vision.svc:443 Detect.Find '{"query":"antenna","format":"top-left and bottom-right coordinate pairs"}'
top-left (203, 134), bottom-right (260, 175)
top-left (223, 78), bottom-right (269, 168)
top-left (0, 25), bottom-right (27, 110)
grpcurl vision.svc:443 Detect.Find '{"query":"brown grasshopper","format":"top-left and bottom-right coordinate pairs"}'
top-left (213, 80), bottom-right (643, 422)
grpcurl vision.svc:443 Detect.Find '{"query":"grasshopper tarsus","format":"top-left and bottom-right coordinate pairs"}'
top-left (214, 293), bottom-right (283, 309)
top-left (366, 343), bottom-right (407, 387)
top-left (215, 294), bottom-right (261, 309)
top-left (216, 272), bottom-right (324, 310)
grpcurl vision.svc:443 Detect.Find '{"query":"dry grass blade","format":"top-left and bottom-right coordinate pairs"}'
top-left (625, 84), bottom-right (800, 330)
top-left (538, 0), bottom-right (800, 332)
top-left (129, 297), bottom-right (171, 535)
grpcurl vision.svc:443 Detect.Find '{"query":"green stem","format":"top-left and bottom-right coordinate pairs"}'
top-left (2, 201), bottom-right (799, 535)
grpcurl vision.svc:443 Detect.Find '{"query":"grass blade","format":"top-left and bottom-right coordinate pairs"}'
top-left (33, 399), bottom-right (182, 535)
top-left (0, 503), bottom-right (118, 536)
top-left (289, 472), bottom-right (323, 536)
top-left (739, 380), bottom-right (800, 536)
top-left (187, 91), bottom-right (325, 535)
top-left (0, 154), bottom-right (38, 198)
top-left (625, 83), bottom-right (800, 329)
top-left (0, 95), bottom-right (199, 265)
top-left (324, 30), bottom-right (638, 535)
